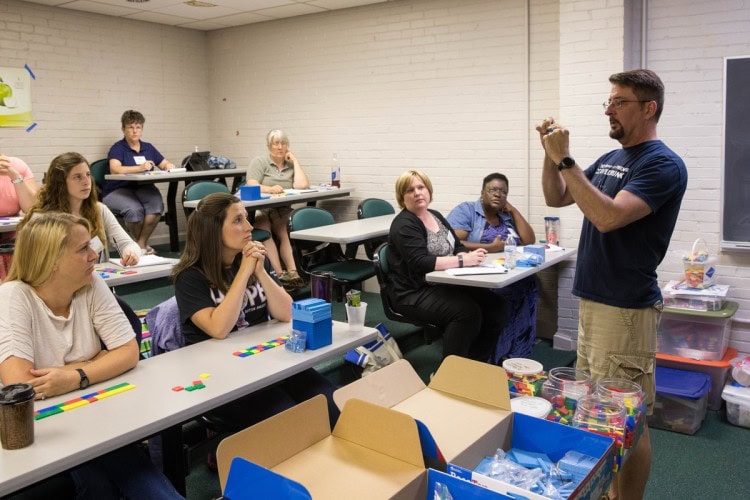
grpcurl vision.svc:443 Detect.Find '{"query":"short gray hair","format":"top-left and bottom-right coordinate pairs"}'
top-left (266, 129), bottom-right (289, 147)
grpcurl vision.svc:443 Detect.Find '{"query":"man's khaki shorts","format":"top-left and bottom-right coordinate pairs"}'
top-left (576, 298), bottom-right (662, 415)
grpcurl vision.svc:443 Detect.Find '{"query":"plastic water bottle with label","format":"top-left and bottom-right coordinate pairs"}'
top-left (504, 234), bottom-right (517, 269)
top-left (331, 153), bottom-right (340, 188)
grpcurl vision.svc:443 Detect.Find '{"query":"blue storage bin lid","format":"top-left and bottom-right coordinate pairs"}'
top-left (655, 366), bottom-right (711, 399)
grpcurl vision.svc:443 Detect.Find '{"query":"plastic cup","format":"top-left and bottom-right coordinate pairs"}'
top-left (544, 216), bottom-right (560, 246)
top-left (345, 302), bottom-right (367, 332)
top-left (0, 383), bottom-right (36, 450)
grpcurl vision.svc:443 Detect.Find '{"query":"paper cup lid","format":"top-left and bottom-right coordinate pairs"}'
top-left (510, 396), bottom-right (552, 418)
top-left (502, 358), bottom-right (544, 375)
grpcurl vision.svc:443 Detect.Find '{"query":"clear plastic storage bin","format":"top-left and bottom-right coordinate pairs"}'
top-left (649, 366), bottom-right (710, 435)
top-left (657, 301), bottom-right (738, 361)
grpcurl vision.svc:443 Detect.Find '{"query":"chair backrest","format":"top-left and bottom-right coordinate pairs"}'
top-left (183, 180), bottom-right (231, 201)
top-left (289, 207), bottom-right (343, 275)
top-left (182, 181), bottom-right (231, 217)
top-left (357, 198), bottom-right (395, 260)
top-left (375, 242), bottom-right (390, 276)
top-left (357, 198), bottom-right (395, 219)
top-left (90, 159), bottom-right (109, 191)
top-left (290, 206), bottom-right (335, 231)
top-left (373, 243), bottom-right (437, 336)
top-left (113, 295), bottom-right (143, 358)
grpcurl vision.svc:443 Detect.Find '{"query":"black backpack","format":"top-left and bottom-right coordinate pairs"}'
top-left (181, 151), bottom-right (211, 171)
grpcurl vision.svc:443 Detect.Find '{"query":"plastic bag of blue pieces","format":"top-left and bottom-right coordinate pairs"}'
top-left (472, 448), bottom-right (599, 499)
top-left (344, 323), bottom-right (403, 377)
top-left (515, 252), bottom-right (544, 268)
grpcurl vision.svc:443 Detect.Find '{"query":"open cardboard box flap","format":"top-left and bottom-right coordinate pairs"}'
top-left (333, 355), bottom-right (513, 465)
top-left (334, 356), bottom-right (511, 410)
top-left (217, 395), bottom-right (427, 498)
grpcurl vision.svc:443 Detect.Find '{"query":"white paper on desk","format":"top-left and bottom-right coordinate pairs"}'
top-left (284, 189), bottom-right (318, 195)
top-left (543, 244), bottom-right (566, 252)
top-left (110, 255), bottom-right (178, 268)
top-left (168, 167), bottom-right (187, 173)
top-left (445, 265), bottom-right (509, 276)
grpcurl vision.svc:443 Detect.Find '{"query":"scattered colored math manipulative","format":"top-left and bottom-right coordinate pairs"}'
top-left (172, 373), bottom-right (210, 392)
top-left (34, 382), bottom-right (135, 420)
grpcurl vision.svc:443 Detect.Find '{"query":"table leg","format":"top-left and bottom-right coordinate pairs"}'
top-left (161, 424), bottom-right (187, 495)
top-left (166, 182), bottom-right (179, 252)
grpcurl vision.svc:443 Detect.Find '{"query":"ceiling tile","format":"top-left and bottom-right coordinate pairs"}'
top-left (307, 0), bottom-right (387, 9)
top-left (255, 2), bottom-right (327, 19)
top-left (122, 11), bottom-right (196, 26)
top-left (60, 0), bottom-right (140, 16)
top-left (205, 11), bottom-right (276, 27)
top-left (20, 0), bottom-right (391, 30)
top-left (149, 3), bottom-right (243, 21)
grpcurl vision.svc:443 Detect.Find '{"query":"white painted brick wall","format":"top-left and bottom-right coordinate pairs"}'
top-left (0, 0), bottom-right (210, 244)
top-left (2, 0), bottom-right (749, 354)
top-left (207, 0), bottom-right (533, 219)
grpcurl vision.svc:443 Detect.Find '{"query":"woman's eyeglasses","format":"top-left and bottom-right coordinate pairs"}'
top-left (485, 187), bottom-right (508, 196)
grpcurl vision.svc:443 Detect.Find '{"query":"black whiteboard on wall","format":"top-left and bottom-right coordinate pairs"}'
top-left (722, 56), bottom-right (750, 250)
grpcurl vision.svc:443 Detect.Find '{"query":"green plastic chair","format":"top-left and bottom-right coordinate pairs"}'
top-left (182, 181), bottom-right (270, 242)
top-left (356, 198), bottom-right (395, 259)
top-left (289, 207), bottom-right (376, 301)
top-left (90, 158), bottom-right (129, 220)
top-left (90, 158), bottom-right (109, 193)
top-left (373, 242), bottom-right (439, 343)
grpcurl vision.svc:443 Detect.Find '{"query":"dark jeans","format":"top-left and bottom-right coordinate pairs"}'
top-left (70, 444), bottom-right (183, 500)
top-left (394, 285), bottom-right (508, 362)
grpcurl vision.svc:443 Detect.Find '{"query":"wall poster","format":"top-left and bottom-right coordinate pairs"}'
top-left (0, 67), bottom-right (33, 128)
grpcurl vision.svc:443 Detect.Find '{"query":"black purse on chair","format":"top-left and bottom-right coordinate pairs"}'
top-left (181, 151), bottom-right (211, 171)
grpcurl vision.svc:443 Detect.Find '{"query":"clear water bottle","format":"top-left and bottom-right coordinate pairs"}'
top-left (504, 234), bottom-right (517, 269)
top-left (331, 153), bottom-right (340, 188)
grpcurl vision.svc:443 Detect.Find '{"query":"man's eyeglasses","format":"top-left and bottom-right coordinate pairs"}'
top-left (485, 187), bottom-right (508, 196)
top-left (602, 98), bottom-right (651, 110)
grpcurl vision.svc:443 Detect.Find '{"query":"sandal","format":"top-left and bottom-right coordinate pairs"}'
top-left (141, 246), bottom-right (157, 256)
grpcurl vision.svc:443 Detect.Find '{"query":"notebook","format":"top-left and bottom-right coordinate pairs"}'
top-left (445, 264), bottom-right (508, 276)
top-left (110, 255), bottom-right (179, 268)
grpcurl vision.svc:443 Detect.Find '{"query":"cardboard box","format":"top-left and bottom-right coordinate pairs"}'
top-left (334, 357), bottom-right (615, 499)
top-left (334, 356), bottom-right (513, 465)
top-left (217, 395), bottom-right (427, 499)
top-left (447, 412), bottom-right (615, 500)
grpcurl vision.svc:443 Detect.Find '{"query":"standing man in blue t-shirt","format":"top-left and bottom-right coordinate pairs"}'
top-left (537, 69), bottom-right (688, 500)
top-left (103, 110), bottom-right (175, 255)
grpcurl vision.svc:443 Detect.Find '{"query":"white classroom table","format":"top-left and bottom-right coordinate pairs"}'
top-left (96, 261), bottom-right (176, 287)
top-left (425, 247), bottom-right (577, 288)
top-left (0, 320), bottom-right (376, 496)
top-left (105, 169), bottom-right (246, 252)
top-left (0, 216), bottom-right (21, 233)
top-left (183, 186), bottom-right (354, 213)
top-left (289, 213), bottom-right (394, 244)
